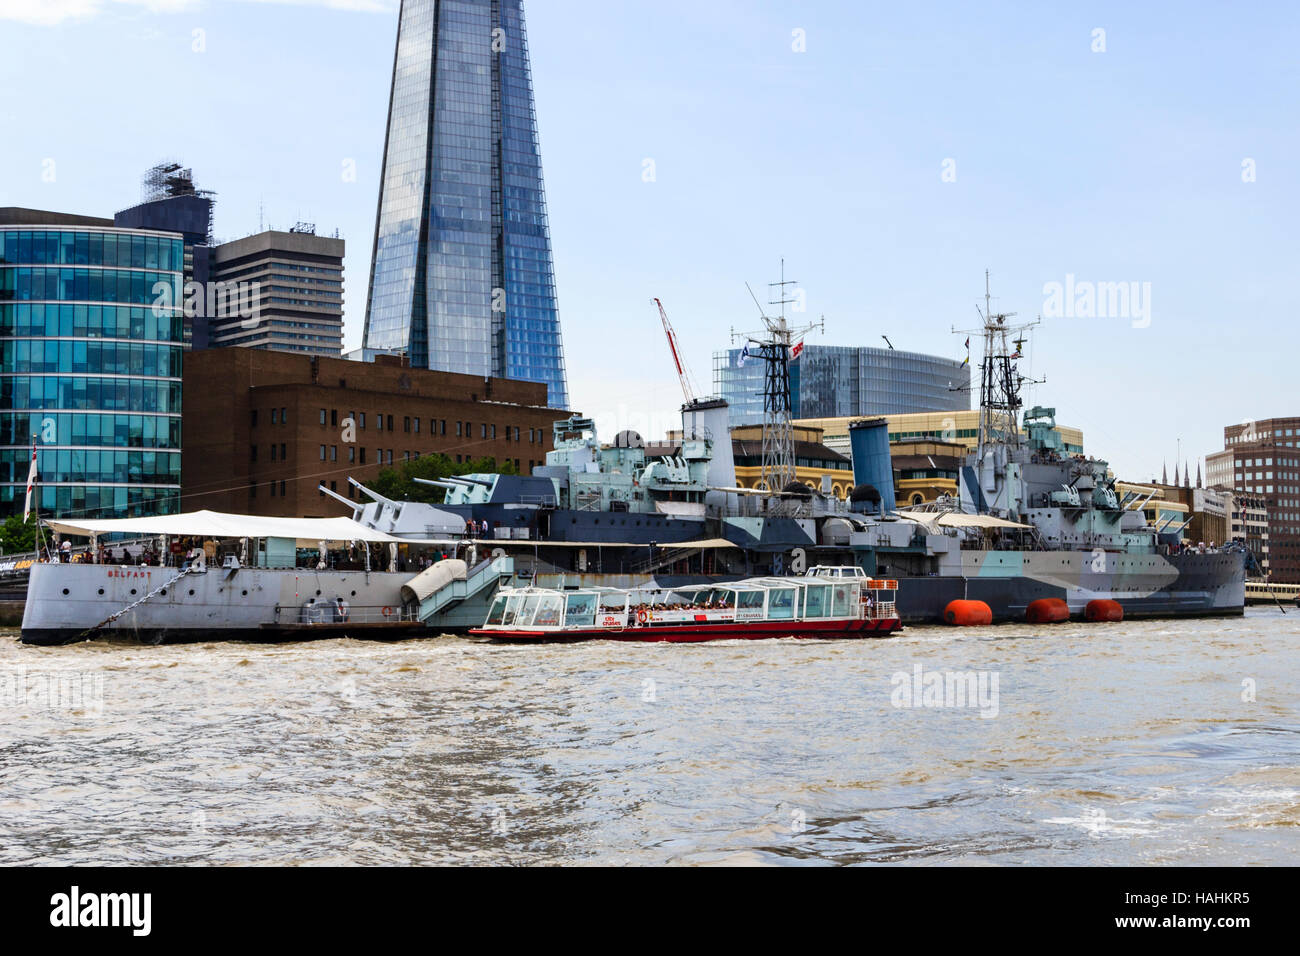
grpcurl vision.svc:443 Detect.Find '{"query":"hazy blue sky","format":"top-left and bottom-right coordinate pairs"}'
top-left (2, 0), bottom-right (1297, 481)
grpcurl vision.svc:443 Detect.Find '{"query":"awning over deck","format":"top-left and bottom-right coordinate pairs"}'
top-left (44, 510), bottom-right (423, 545)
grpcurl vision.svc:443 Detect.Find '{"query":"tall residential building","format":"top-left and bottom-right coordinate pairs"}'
top-left (0, 209), bottom-right (184, 519)
top-left (363, 0), bottom-right (569, 409)
top-left (1205, 416), bottom-right (1300, 582)
top-left (714, 344), bottom-right (970, 427)
top-left (210, 228), bottom-right (345, 356)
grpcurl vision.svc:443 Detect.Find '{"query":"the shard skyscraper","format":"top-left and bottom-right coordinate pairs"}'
top-left (363, 0), bottom-right (569, 409)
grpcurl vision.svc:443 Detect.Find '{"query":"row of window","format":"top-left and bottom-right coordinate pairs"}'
top-left (251, 406), bottom-right (548, 445)
top-left (0, 376), bottom-right (182, 413)
top-left (0, 484), bottom-right (178, 520)
top-left (0, 448), bottom-right (179, 485)
top-left (0, 303), bottom-right (185, 342)
top-left (0, 267), bottom-right (184, 307)
top-left (0, 230), bottom-right (183, 273)
top-left (0, 412), bottom-right (180, 449)
top-left (2, 340), bottom-right (181, 377)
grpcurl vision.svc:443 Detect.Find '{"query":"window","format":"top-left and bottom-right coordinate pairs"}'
top-left (403, 416), bottom-right (411, 433)
top-left (481, 424), bottom-right (487, 439)
top-left (280, 480), bottom-right (285, 496)
top-left (359, 448), bottom-right (366, 464)
top-left (330, 445), bottom-right (338, 461)
top-left (331, 409), bottom-right (338, 427)
top-left (271, 445), bottom-right (278, 462)
top-left (376, 414), bottom-right (383, 432)
top-left (359, 412), bottom-right (366, 429)
top-left (319, 445), bottom-right (326, 460)
top-left (387, 415), bottom-right (394, 432)
top-left (319, 409), bottom-right (326, 425)
top-left (456, 422), bottom-right (462, 437)
top-left (280, 443), bottom-right (286, 460)
top-left (271, 408), bottom-right (278, 425)
top-left (440, 420), bottom-right (446, 435)
top-left (250, 409), bottom-right (258, 428)
top-left (281, 407), bottom-right (286, 423)
top-left (348, 447), bottom-right (355, 463)
top-left (413, 418), bottom-right (420, 434)
top-left (490, 425), bottom-right (496, 439)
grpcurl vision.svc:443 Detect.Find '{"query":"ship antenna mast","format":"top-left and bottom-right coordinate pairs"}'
top-left (733, 259), bottom-right (823, 507)
top-left (953, 270), bottom-right (1042, 465)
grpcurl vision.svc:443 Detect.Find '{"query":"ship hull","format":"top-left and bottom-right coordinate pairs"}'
top-left (892, 549), bottom-right (1247, 624)
top-left (20, 563), bottom-right (420, 645)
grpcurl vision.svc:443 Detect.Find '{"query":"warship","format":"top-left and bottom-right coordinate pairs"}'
top-left (326, 279), bottom-right (1246, 624)
top-left (19, 282), bottom-right (1245, 644)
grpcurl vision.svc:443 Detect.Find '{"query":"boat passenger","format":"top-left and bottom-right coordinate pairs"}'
top-left (334, 597), bottom-right (350, 623)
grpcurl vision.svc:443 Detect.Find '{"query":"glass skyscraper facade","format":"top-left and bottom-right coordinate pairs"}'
top-left (0, 224), bottom-right (184, 519)
top-left (364, 0), bottom-right (568, 409)
top-left (713, 345), bottom-right (970, 427)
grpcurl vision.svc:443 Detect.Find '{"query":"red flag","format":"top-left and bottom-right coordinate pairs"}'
top-left (790, 340), bottom-right (804, 361)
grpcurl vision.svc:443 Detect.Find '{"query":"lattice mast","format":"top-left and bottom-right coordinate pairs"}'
top-left (733, 260), bottom-right (823, 495)
top-left (954, 271), bottom-right (1041, 463)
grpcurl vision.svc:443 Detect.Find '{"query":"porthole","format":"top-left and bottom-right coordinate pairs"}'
top-left (188, 589), bottom-right (195, 596)
top-left (97, 588), bottom-right (104, 595)
top-left (160, 589), bottom-right (167, 596)
top-left (130, 589), bottom-right (137, 595)
top-left (242, 590), bottom-right (248, 596)
top-left (62, 588), bottom-right (69, 596)
top-left (316, 590), bottom-right (321, 596)
top-left (351, 590), bottom-right (357, 597)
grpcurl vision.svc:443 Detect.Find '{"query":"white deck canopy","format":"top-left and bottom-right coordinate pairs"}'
top-left (893, 511), bottom-right (1031, 530)
top-left (43, 510), bottom-right (441, 545)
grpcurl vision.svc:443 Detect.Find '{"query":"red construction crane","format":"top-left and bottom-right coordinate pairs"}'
top-left (654, 297), bottom-right (701, 403)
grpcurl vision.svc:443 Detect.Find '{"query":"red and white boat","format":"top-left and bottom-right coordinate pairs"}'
top-left (471, 566), bottom-right (901, 643)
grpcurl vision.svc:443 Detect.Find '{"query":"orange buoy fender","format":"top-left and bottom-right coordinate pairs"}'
top-left (1026, 597), bottom-right (1070, 623)
top-left (944, 599), bottom-right (992, 626)
top-left (1085, 598), bottom-right (1124, 622)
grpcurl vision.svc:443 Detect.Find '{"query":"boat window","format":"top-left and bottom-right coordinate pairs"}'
top-left (517, 594), bottom-right (540, 626)
top-left (501, 594), bottom-right (523, 626)
top-left (803, 584), bottom-right (827, 618)
top-left (564, 592), bottom-right (598, 627)
top-left (599, 593), bottom-right (628, 611)
top-left (736, 590), bottom-right (766, 612)
top-left (710, 589), bottom-right (735, 608)
top-left (533, 594), bottom-right (563, 627)
top-left (768, 588), bottom-right (796, 620)
top-left (831, 585), bottom-right (850, 617)
top-left (486, 595), bottom-right (507, 626)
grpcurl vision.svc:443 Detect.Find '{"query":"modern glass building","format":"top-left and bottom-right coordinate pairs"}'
top-left (0, 216), bottom-right (184, 519)
top-left (713, 344), bottom-right (970, 427)
top-left (364, 0), bottom-right (569, 409)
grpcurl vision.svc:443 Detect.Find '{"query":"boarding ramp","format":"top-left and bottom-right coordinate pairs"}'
top-left (403, 555), bottom-right (515, 630)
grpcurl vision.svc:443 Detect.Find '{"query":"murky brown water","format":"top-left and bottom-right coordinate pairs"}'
top-left (2, 609), bottom-right (1297, 865)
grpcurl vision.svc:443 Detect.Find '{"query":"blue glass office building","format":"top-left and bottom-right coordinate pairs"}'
top-left (713, 345), bottom-right (970, 427)
top-left (0, 220), bottom-right (184, 519)
top-left (364, 0), bottom-right (569, 409)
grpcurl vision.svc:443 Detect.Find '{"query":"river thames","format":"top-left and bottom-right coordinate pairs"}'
top-left (2, 609), bottom-right (1297, 865)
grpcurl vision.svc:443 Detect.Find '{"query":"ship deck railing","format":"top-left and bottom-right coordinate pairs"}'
top-left (290, 604), bottom-right (419, 626)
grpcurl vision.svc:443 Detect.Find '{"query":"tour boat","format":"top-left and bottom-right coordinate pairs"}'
top-left (471, 566), bottom-right (901, 642)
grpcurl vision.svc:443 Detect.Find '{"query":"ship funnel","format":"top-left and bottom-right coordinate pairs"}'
top-left (681, 397), bottom-right (735, 511)
top-left (848, 417), bottom-right (896, 515)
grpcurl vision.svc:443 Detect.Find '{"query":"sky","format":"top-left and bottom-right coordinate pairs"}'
top-left (2, 0), bottom-right (1297, 482)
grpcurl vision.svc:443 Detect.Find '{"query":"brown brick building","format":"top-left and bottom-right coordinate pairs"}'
top-left (182, 349), bottom-right (567, 517)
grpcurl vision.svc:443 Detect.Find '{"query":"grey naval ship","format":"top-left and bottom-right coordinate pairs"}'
top-left (20, 287), bottom-right (1245, 644)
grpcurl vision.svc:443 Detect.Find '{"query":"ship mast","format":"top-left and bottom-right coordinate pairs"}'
top-left (961, 271), bottom-right (1040, 463)
top-left (734, 260), bottom-right (823, 503)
